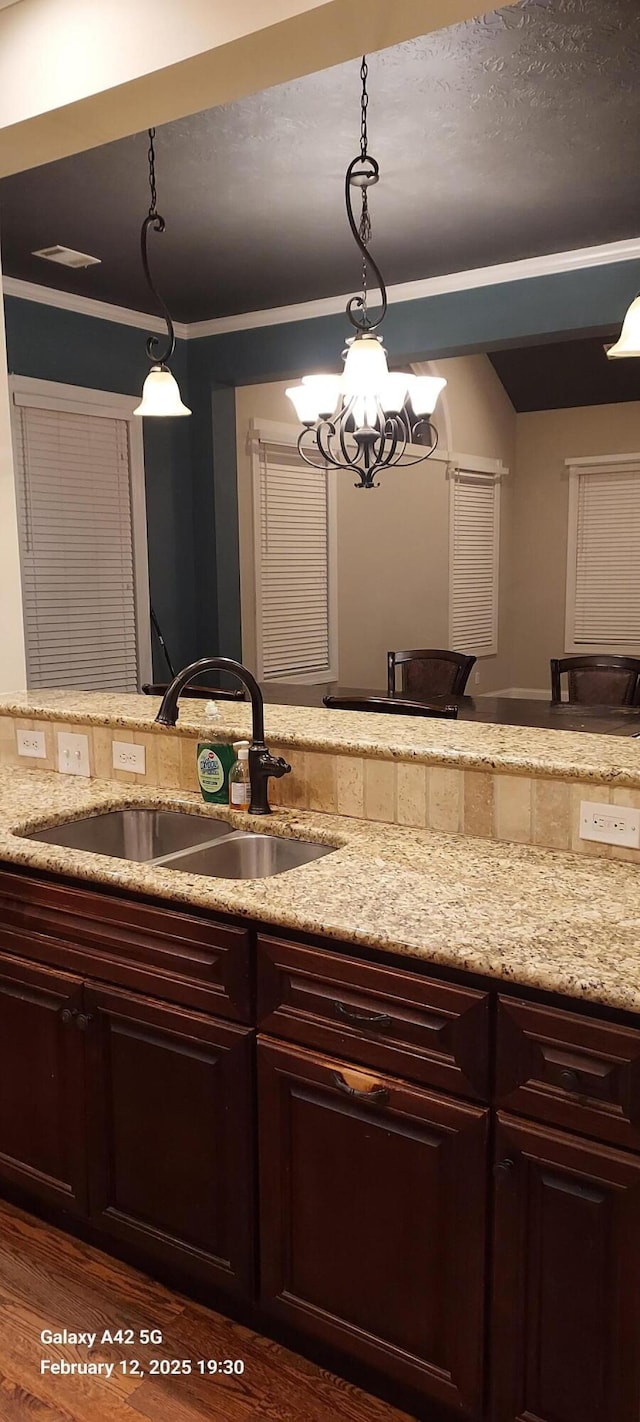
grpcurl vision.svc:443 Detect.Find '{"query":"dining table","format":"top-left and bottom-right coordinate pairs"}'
top-left (259, 683), bottom-right (640, 737)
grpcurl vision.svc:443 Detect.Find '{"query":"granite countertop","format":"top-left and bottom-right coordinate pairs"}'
top-left (1, 763), bottom-right (640, 1016)
top-left (2, 689), bottom-right (640, 788)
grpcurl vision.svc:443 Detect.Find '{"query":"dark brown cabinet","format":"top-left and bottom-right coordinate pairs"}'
top-left (0, 952), bottom-right (87, 1214)
top-left (491, 1112), bottom-right (640, 1422)
top-left (84, 983), bottom-right (254, 1297)
top-left (257, 1034), bottom-right (489, 1417)
top-left (4, 867), bottom-right (640, 1421)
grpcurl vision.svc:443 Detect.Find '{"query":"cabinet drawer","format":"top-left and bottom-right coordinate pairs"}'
top-left (496, 995), bottom-right (640, 1151)
top-left (257, 933), bottom-right (490, 1100)
top-left (0, 869), bottom-right (251, 1022)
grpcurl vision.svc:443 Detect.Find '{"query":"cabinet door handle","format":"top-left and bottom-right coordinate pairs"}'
top-left (494, 1157), bottom-right (516, 1178)
top-left (60, 1007), bottom-right (77, 1028)
top-left (331, 1071), bottom-right (389, 1104)
top-left (333, 1000), bottom-right (393, 1029)
top-left (76, 1013), bottom-right (94, 1032)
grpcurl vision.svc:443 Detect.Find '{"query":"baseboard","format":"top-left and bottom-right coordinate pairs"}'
top-left (477, 687), bottom-right (550, 700)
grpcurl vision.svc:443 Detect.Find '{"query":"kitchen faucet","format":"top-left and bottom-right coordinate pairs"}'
top-left (155, 657), bottom-right (291, 814)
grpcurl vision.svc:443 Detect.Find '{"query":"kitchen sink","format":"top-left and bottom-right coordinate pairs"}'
top-left (24, 807), bottom-right (232, 862)
top-left (22, 807), bottom-right (336, 878)
top-left (165, 833), bottom-right (334, 879)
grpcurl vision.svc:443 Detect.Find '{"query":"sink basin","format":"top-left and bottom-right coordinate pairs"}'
top-left (21, 808), bottom-right (337, 879)
top-left (24, 808), bottom-right (231, 862)
top-left (164, 833), bottom-right (335, 879)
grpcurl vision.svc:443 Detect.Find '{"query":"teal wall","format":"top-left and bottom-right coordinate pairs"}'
top-left (5, 257), bottom-right (639, 680)
top-left (3, 295), bottom-right (199, 677)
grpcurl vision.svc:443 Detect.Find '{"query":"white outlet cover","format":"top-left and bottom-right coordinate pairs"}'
top-left (580, 799), bottom-right (640, 849)
top-left (112, 740), bottom-right (145, 774)
top-left (16, 728), bottom-right (46, 759)
top-left (57, 730), bottom-right (90, 777)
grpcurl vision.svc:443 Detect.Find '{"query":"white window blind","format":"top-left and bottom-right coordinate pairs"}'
top-left (13, 404), bottom-right (140, 691)
top-left (566, 459), bottom-right (640, 650)
top-left (254, 443), bottom-right (336, 680)
top-left (449, 471), bottom-right (500, 656)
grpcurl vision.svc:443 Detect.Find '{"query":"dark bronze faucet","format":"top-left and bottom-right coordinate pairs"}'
top-left (155, 657), bottom-right (291, 815)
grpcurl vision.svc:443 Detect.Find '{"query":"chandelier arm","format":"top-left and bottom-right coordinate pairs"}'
top-left (316, 421), bottom-right (342, 467)
top-left (141, 213), bottom-right (176, 366)
top-left (344, 157), bottom-right (388, 334)
top-left (386, 419), bottom-right (440, 467)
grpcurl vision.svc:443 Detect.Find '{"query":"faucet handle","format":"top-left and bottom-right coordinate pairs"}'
top-left (268, 753), bottom-right (291, 780)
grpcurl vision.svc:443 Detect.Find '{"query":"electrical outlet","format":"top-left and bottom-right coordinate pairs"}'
top-left (16, 729), bottom-right (46, 759)
top-left (112, 740), bottom-right (145, 774)
top-left (580, 800), bottom-right (640, 849)
top-left (57, 731), bottom-right (90, 777)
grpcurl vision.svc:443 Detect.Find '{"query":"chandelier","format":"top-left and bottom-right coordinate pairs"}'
top-left (286, 57), bottom-right (446, 489)
top-left (134, 128), bottom-right (191, 418)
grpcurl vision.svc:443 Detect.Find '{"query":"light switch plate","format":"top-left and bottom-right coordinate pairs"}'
top-left (112, 740), bottom-right (145, 774)
top-left (16, 728), bottom-right (46, 759)
top-left (580, 799), bottom-right (640, 849)
top-left (57, 731), bottom-right (90, 777)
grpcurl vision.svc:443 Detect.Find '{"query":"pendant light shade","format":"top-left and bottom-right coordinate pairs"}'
top-left (134, 364), bottom-right (191, 417)
top-left (285, 57), bottom-right (445, 489)
top-left (137, 128), bottom-right (191, 416)
top-left (607, 294), bottom-right (640, 359)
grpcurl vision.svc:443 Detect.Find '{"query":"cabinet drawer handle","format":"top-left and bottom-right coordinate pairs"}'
top-left (333, 1000), bottom-right (393, 1029)
top-left (60, 1007), bottom-right (77, 1028)
top-left (560, 1068), bottom-right (582, 1093)
top-left (331, 1071), bottom-right (389, 1104)
top-left (76, 1013), bottom-right (94, 1032)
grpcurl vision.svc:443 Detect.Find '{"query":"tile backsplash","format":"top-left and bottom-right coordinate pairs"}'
top-left (1, 713), bottom-right (637, 863)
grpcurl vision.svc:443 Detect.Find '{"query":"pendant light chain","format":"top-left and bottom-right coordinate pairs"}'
top-left (358, 57), bottom-right (372, 323)
top-left (147, 127), bottom-right (158, 219)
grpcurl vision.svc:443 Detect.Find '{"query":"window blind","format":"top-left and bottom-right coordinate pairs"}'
top-left (13, 405), bottom-right (140, 691)
top-left (570, 465), bottom-right (640, 646)
top-left (450, 472), bottom-right (500, 656)
top-left (256, 445), bottom-right (333, 679)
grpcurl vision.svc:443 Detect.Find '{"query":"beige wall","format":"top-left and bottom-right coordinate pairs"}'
top-left (235, 352), bottom-right (516, 690)
top-left (0, 242), bottom-right (26, 690)
top-left (511, 401), bottom-right (640, 693)
top-left (0, 0), bottom-right (497, 176)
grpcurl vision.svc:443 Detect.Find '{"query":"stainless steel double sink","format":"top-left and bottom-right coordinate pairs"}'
top-left (23, 808), bottom-right (335, 880)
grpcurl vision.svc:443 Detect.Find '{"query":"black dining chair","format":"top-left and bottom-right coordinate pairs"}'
top-left (550, 656), bottom-right (640, 707)
top-left (387, 649), bottom-right (476, 699)
top-left (323, 695), bottom-right (458, 719)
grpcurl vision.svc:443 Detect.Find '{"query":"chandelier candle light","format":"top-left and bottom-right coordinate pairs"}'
top-left (134, 128), bottom-right (191, 417)
top-left (286, 57), bottom-right (446, 489)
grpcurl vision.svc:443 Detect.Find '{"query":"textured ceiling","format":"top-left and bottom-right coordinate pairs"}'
top-left (1, 0), bottom-right (640, 321)
top-left (489, 334), bottom-right (640, 411)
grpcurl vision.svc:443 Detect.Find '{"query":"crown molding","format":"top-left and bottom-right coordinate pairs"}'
top-left (1, 275), bottom-right (190, 340)
top-left (3, 234), bottom-right (640, 343)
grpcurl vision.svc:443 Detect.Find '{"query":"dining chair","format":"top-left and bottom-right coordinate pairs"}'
top-left (323, 695), bottom-right (458, 719)
top-left (387, 648), bottom-right (476, 698)
top-left (550, 655), bottom-right (640, 706)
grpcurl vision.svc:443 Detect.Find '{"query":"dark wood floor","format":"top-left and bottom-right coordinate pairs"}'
top-left (0, 1198), bottom-right (415, 1421)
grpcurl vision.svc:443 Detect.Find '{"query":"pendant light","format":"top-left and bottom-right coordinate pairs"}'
top-left (607, 292), bottom-right (640, 360)
top-left (286, 57), bottom-right (445, 489)
top-left (134, 128), bottom-right (191, 417)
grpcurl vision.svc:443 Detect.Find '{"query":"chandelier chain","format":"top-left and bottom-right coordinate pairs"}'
top-left (147, 127), bottom-right (158, 218)
top-left (359, 55), bottom-right (369, 161)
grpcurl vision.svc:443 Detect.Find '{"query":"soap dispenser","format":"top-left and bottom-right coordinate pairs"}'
top-left (228, 740), bottom-right (251, 810)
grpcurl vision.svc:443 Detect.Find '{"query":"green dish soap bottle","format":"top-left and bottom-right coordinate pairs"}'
top-left (196, 741), bottom-right (236, 805)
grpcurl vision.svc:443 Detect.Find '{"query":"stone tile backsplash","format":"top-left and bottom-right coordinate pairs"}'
top-left (1, 713), bottom-right (638, 863)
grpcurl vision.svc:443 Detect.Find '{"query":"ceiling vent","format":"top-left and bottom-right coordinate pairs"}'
top-left (32, 245), bottom-right (101, 269)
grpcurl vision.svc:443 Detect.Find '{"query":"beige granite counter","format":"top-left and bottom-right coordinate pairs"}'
top-left (1, 762), bottom-right (640, 1017)
top-left (3, 688), bottom-right (640, 787)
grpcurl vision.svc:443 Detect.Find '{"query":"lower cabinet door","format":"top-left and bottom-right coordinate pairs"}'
top-left (491, 1112), bottom-right (640, 1422)
top-left (0, 952), bottom-right (87, 1213)
top-left (83, 983), bottom-right (255, 1298)
top-left (257, 1035), bottom-right (489, 1416)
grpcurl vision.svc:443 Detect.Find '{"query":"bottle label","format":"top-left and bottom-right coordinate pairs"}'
top-left (230, 782), bottom-right (251, 806)
top-left (197, 748), bottom-right (225, 795)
